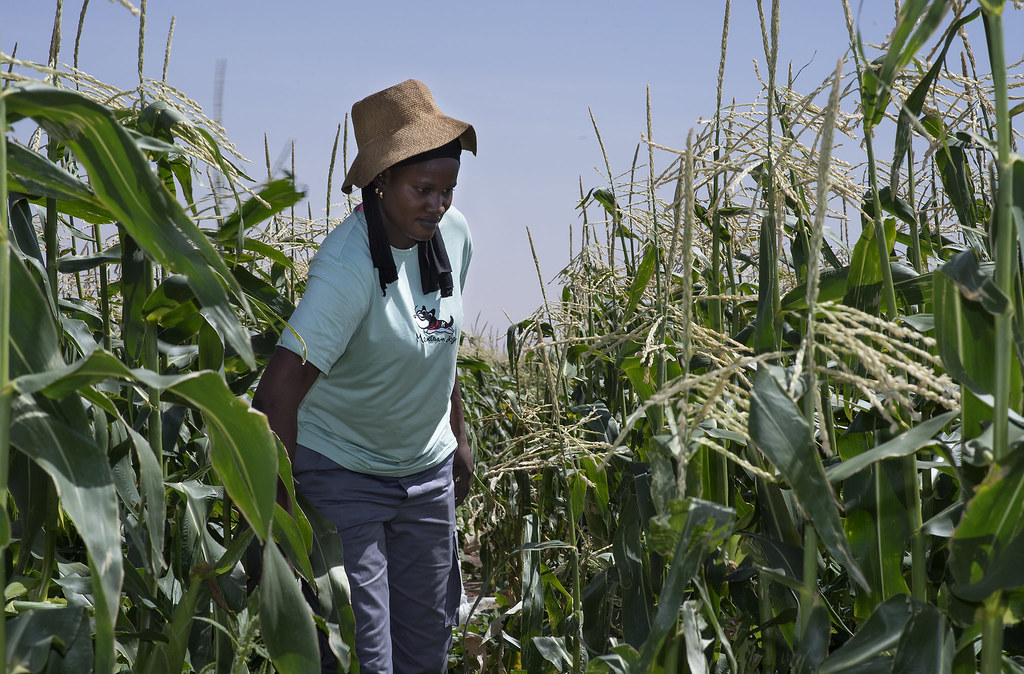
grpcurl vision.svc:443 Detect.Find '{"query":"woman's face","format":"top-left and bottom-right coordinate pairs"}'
top-left (375, 158), bottom-right (460, 249)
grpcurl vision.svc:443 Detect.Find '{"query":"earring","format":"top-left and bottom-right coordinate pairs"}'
top-left (374, 185), bottom-right (384, 199)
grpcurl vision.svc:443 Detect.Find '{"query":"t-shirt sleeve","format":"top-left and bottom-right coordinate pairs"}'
top-left (279, 238), bottom-right (373, 374)
top-left (458, 214), bottom-right (473, 292)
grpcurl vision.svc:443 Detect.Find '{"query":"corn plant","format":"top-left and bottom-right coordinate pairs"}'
top-left (1, 4), bottom-right (354, 672)
top-left (455, 1), bottom-right (1024, 672)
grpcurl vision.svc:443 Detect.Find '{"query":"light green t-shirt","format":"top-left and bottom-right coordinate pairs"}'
top-left (279, 206), bottom-right (472, 476)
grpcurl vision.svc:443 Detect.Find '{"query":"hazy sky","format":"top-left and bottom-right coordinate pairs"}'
top-left (6, 1), bottom-right (1021, 335)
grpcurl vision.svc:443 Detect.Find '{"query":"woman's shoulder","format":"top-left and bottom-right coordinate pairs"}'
top-left (440, 205), bottom-right (469, 238)
top-left (316, 208), bottom-right (371, 264)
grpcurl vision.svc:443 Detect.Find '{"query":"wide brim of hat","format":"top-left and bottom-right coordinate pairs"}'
top-left (341, 120), bottom-right (477, 194)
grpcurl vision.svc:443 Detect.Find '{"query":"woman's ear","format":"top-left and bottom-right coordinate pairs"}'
top-left (375, 169), bottom-right (392, 189)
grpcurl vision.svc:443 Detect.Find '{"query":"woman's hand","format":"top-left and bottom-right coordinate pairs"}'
top-left (449, 380), bottom-right (473, 506)
top-left (453, 439), bottom-right (474, 505)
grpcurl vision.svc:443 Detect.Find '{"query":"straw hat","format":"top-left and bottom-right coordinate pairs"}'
top-left (341, 79), bottom-right (477, 194)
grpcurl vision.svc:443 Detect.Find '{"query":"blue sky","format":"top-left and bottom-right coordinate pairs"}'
top-left (5, 1), bottom-right (1021, 335)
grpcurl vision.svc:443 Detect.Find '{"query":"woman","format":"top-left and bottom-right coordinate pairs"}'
top-left (253, 79), bottom-right (476, 674)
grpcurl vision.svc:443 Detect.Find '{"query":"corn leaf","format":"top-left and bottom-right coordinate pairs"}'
top-left (5, 139), bottom-right (112, 222)
top-left (1, 82), bottom-right (256, 368)
top-left (636, 499), bottom-right (733, 672)
top-left (213, 177), bottom-right (305, 245)
top-left (827, 410), bottom-right (958, 482)
top-left (844, 209), bottom-right (897, 313)
top-left (259, 543), bottom-right (321, 674)
top-left (819, 595), bottom-right (948, 673)
top-left (623, 243), bottom-right (658, 323)
top-left (890, 10), bottom-right (981, 190)
top-left (949, 445), bottom-right (1024, 601)
top-left (4, 607), bottom-right (93, 673)
top-left (8, 395), bottom-right (121, 669)
top-left (13, 350), bottom-right (278, 540)
top-left (749, 367), bottom-right (869, 591)
top-left (299, 493), bottom-right (358, 670)
top-left (860, 0), bottom-right (951, 130)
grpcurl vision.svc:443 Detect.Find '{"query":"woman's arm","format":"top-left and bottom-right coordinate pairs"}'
top-left (252, 346), bottom-right (322, 511)
top-left (449, 379), bottom-right (474, 505)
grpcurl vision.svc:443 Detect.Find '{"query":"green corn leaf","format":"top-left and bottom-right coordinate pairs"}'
top-left (793, 604), bottom-right (831, 674)
top-left (612, 473), bottom-right (655, 649)
top-left (272, 504), bottom-right (314, 581)
top-left (838, 432), bottom-right (912, 616)
top-left (56, 246), bottom-right (120, 274)
top-left (890, 9), bottom-right (981, 190)
top-left (145, 564), bottom-right (211, 674)
top-left (827, 410), bottom-right (958, 482)
top-left (819, 595), bottom-right (949, 673)
top-left (949, 446), bottom-right (1024, 601)
top-left (1010, 157), bottom-right (1024, 265)
top-left (890, 601), bottom-right (955, 673)
top-left (5, 139), bottom-right (112, 223)
top-left (844, 207), bottom-right (897, 313)
top-left (623, 243), bottom-right (658, 322)
top-left (1, 82), bottom-right (256, 368)
top-left (4, 607), bottom-right (93, 674)
top-left (978, 0), bottom-right (1006, 15)
top-left (534, 636), bottom-right (572, 670)
top-left (860, 0), bottom-right (951, 130)
top-left (119, 234), bottom-right (148, 364)
top-left (13, 349), bottom-right (278, 540)
top-left (241, 236), bottom-right (296, 271)
top-left (935, 140), bottom-right (979, 235)
top-left (259, 536), bottom-right (320, 673)
top-left (8, 395), bottom-right (121, 667)
top-left (214, 177), bottom-right (306, 245)
top-left (636, 499), bottom-right (733, 672)
top-left (783, 262), bottom-right (925, 312)
top-left (749, 367), bottom-right (869, 591)
top-left (934, 256), bottom-right (1022, 409)
top-left (8, 197), bottom-right (45, 268)
top-left (299, 493), bottom-right (358, 669)
top-left (7, 239), bottom-right (63, 378)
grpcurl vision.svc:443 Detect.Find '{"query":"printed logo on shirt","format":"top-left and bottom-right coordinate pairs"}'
top-left (414, 306), bottom-right (458, 344)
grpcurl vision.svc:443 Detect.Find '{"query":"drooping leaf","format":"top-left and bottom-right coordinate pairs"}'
top-left (827, 410), bottom-right (958, 482)
top-left (636, 499), bottom-right (734, 671)
top-left (749, 367), bottom-right (869, 591)
top-left (213, 177), bottom-right (306, 245)
top-left (1, 82), bottom-right (256, 368)
top-left (891, 601), bottom-right (955, 673)
top-left (7, 243), bottom-right (63, 377)
top-left (533, 636), bottom-right (572, 670)
top-left (299, 493), bottom-right (358, 670)
top-left (259, 543), bottom-right (321, 674)
top-left (949, 445), bottom-right (1024, 601)
top-left (820, 595), bottom-right (949, 673)
top-left (4, 607), bottom-right (94, 674)
top-left (5, 139), bottom-right (112, 222)
top-left (890, 9), bottom-right (981, 189)
top-left (859, 0), bottom-right (951, 130)
top-left (8, 395), bottom-right (122, 666)
top-left (13, 349), bottom-right (278, 540)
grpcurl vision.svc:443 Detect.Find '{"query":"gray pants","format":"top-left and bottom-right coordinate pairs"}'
top-left (294, 445), bottom-right (460, 674)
